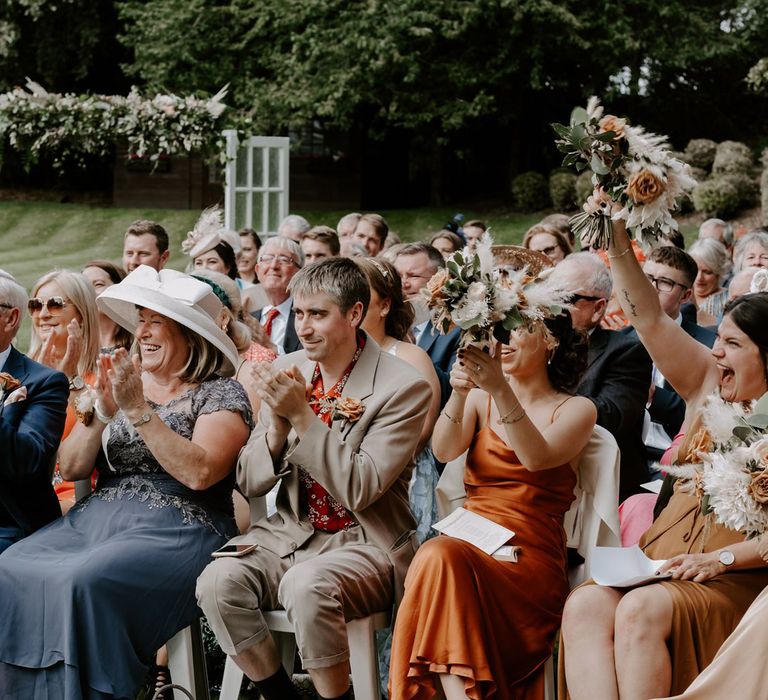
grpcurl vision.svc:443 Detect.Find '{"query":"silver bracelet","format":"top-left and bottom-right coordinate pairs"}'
top-left (93, 403), bottom-right (116, 425)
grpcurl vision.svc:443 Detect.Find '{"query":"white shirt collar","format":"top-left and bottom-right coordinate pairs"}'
top-left (263, 297), bottom-right (293, 317)
top-left (0, 344), bottom-right (12, 373)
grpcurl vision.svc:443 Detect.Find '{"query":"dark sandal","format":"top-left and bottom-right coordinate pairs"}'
top-left (147, 664), bottom-right (172, 700)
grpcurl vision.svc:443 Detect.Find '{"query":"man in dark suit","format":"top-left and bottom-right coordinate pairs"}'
top-left (0, 271), bottom-right (68, 553)
top-left (549, 253), bottom-right (652, 501)
top-left (251, 236), bottom-right (304, 355)
top-left (624, 247), bottom-right (716, 460)
top-left (394, 242), bottom-right (461, 407)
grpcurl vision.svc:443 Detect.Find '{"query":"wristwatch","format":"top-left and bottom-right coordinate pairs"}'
top-left (68, 375), bottom-right (85, 392)
top-left (131, 410), bottom-right (154, 428)
top-left (718, 550), bottom-right (735, 567)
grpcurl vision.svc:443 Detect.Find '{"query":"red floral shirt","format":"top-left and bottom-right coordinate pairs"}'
top-left (298, 334), bottom-right (365, 532)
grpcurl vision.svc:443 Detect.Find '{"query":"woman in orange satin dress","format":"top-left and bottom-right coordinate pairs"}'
top-left (389, 312), bottom-right (596, 700)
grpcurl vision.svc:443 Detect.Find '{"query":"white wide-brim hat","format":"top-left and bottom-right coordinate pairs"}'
top-left (97, 265), bottom-right (239, 377)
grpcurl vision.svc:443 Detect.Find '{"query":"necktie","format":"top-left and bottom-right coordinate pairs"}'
top-left (263, 308), bottom-right (280, 337)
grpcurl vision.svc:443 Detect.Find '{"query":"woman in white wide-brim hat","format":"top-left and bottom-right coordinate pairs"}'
top-left (0, 265), bottom-right (253, 700)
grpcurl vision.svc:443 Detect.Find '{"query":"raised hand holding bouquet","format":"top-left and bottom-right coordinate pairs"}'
top-left (670, 392), bottom-right (768, 538)
top-left (422, 233), bottom-right (569, 350)
top-left (553, 97), bottom-right (696, 250)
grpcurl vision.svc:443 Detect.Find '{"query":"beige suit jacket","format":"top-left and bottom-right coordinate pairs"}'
top-left (235, 336), bottom-right (431, 603)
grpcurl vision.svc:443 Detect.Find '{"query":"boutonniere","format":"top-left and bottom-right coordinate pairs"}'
top-left (332, 397), bottom-right (365, 424)
top-left (73, 385), bottom-right (98, 426)
top-left (0, 372), bottom-right (22, 406)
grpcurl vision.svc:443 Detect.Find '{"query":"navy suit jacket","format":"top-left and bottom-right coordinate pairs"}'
top-left (251, 305), bottom-right (303, 354)
top-left (0, 346), bottom-right (67, 538)
top-left (623, 319), bottom-right (716, 442)
top-left (417, 323), bottom-right (461, 409)
top-left (577, 327), bottom-right (653, 502)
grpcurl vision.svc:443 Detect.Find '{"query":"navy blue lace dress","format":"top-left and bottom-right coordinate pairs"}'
top-left (0, 377), bottom-right (252, 700)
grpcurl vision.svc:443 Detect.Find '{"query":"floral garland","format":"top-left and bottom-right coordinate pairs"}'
top-left (0, 78), bottom-right (227, 171)
top-left (422, 233), bottom-right (569, 349)
top-left (552, 97), bottom-right (696, 249)
top-left (668, 392), bottom-right (768, 538)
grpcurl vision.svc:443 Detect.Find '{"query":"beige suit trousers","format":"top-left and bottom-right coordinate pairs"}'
top-left (196, 527), bottom-right (394, 668)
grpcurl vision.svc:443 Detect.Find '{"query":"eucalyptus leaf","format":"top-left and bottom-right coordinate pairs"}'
top-left (571, 123), bottom-right (586, 143)
top-left (754, 392), bottom-right (768, 416)
top-left (747, 414), bottom-right (768, 430)
top-left (552, 122), bottom-right (571, 139)
top-left (590, 153), bottom-right (610, 175)
top-left (447, 259), bottom-right (460, 276)
top-left (570, 107), bottom-right (589, 125)
top-left (733, 425), bottom-right (757, 444)
top-left (701, 493), bottom-right (712, 515)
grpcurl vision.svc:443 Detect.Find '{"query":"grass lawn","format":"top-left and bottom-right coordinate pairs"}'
top-left (0, 199), bottom-right (699, 352)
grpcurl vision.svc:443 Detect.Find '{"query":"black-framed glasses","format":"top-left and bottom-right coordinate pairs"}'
top-left (645, 273), bottom-right (688, 294)
top-left (27, 296), bottom-right (68, 313)
top-left (567, 293), bottom-right (604, 304)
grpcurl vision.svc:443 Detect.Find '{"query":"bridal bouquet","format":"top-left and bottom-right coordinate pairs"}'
top-left (552, 98), bottom-right (696, 249)
top-left (670, 393), bottom-right (768, 538)
top-left (422, 233), bottom-right (568, 349)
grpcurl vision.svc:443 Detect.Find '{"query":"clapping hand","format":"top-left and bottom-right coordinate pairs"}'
top-left (459, 344), bottom-right (504, 395)
top-left (103, 348), bottom-right (147, 418)
top-left (40, 319), bottom-right (83, 378)
top-left (251, 362), bottom-right (310, 425)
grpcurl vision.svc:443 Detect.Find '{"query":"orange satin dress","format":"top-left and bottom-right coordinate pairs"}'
top-left (389, 419), bottom-right (577, 700)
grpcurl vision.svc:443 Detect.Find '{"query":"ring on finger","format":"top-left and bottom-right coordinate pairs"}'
top-left (475, 363), bottom-right (481, 372)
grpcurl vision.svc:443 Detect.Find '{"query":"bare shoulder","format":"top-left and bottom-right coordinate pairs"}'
top-left (393, 343), bottom-right (438, 379)
top-left (555, 394), bottom-right (597, 424)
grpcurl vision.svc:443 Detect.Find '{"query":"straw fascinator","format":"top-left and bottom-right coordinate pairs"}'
top-left (182, 206), bottom-right (241, 259)
top-left (97, 265), bottom-right (239, 376)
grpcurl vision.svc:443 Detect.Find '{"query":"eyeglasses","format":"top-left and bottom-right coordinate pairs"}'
top-left (400, 273), bottom-right (432, 283)
top-left (27, 296), bottom-right (69, 313)
top-left (645, 273), bottom-right (688, 294)
top-left (566, 293), bottom-right (604, 304)
top-left (0, 303), bottom-right (14, 310)
top-left (258, 254), bottom-right (297, 267)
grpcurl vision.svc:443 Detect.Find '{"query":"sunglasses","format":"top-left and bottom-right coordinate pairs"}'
top-left (566, 293), bottom-right (604, 304)
top-left (28, 296), bottom-right (69, 313)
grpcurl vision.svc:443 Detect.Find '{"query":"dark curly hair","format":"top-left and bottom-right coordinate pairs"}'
top-left (543, 311), bottom-right (589, 393)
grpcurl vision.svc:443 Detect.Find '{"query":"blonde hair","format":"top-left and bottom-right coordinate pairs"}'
top-left (29, 270), bottom-right (99, 377)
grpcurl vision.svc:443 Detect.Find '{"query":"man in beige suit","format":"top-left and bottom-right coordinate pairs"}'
top-left (197, 257), bottom-right (431, 700)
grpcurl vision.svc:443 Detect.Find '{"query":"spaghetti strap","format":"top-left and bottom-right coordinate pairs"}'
top-left (549, 395), bottom-right (573, 424)
top-left (486, 394), bottom-right (492, 423)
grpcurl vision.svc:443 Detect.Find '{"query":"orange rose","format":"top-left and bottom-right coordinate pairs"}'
top-left (598, 115), bottom-right (626, 140)
top-left (422, 268), bottom-right (450, 306)
top-left (748, 469), bottom-right (768, 505)
top-left (333, 397), bottom-right (365, 423)
top-left (0, 372), bottom-right (21, 393)
top-left (626, 169), bottom-right (666, 205)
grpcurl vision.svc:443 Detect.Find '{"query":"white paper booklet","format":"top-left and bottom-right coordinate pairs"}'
top-left (591, 545), bottom-right (671, 588)
top-left (432, 507), bottom-right (515, 556)
top-left (641, 480), bottom-right (663, 494)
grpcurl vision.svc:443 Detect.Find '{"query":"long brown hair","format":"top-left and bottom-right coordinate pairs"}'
top-left (355, 258), bottom-right (414, 341)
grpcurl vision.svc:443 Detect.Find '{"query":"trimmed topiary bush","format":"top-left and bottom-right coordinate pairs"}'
top-left (684, 139), bottom-right (718, 170)
top-left (575, 170), bottom-right (594, 205)
top-left (721, 173), bottom-right (760, 207)
top-left (712, 140), bottom-right (753, 175)
top-left (693, 178), bottom-right (740, 218)
top-left (511, 171), bottom-right (550, 212)
top-left (549, 171), bottom-right (577, 211)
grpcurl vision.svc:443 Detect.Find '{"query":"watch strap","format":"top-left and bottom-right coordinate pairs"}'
top-left (131, 410), bottom-right (154, 428)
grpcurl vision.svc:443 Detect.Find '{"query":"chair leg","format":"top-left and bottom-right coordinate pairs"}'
top-left (166, 622), bottom-right (210, 700)
top-left (347, 616), bottom-right (381, 700)
top-left (220, 655), bottom-right (245, 700)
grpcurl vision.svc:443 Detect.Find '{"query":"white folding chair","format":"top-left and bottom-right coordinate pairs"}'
top-left (218, 610), bottom-right (391, 700)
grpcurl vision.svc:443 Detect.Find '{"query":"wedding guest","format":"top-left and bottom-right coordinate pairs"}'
top-left (0, 270), bottom-right (67, 553)
top-left (81, 260), bottom-right (132, 352)
top-left (541, 212), bottom-right (575, 246)
top-left (337, 212), bottom-right (362, 239)
top-left (339, 240), bottom-right (369, 258)
top-left (733, 229), bottom-right (768, 272)
top-left (28, 270), bottom-right (100, 514)
top-left (251, 237), bottom-right (304, 355)
top-left (196, 257), bottom-right (431, 700)
top-left (122, 219), bottom-right (170, 272)
top-left (522, 223), bottom-right (572, 265)
top-left (301, 225), bottom-right (340, 263)
top-left (548, 252), bottom-right (652, 500)
top-left (390, 311), bottom-right (595, 699)
top-left (278, 214), bottom-right (311, 242)
top-left (728, 267), bottom-right (762, 299)
top-left (357, 257), bottom-right (441, 535)
top-left (429, 230), bottom-right (463, 260)
top-left (353, 213), bottom-right (389, 257)
top-left (237, 228), bottom-right (262, 288)
top-left (688, 237), bottom-right (730, 326)
top-left (185, 215), bottom-right (241, 281)
top-left (393, 242), bottom-right (461, 407)
top-left (462, 219), bottom-right (487, 251)
top-left (698, 218), bottom-right (733, 254)
top-left (559, 215), bottom-right (768, 700)
top-left (0, 266), bottom-right (252, 699)
top-left (384, 230), bottom-right (402, 250)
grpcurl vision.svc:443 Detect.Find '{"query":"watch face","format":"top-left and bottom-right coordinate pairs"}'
top-left (70, 376), bottom-right (84, 390)
top-left (719, 550), bottom-right (735, 566)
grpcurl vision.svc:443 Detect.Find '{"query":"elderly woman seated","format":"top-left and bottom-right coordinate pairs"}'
top-left (0, 266), bottom-right (252, 699)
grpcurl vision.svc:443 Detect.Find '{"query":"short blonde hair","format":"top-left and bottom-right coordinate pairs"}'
top-left (29, 270), bottom-right (99, 377)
